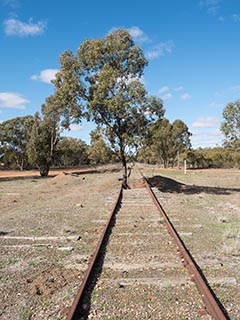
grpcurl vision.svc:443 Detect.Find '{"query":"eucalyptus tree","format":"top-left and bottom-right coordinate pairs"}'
top-left (27, 110), bottom-right (59, 176)
top-left (88, 127), bottom-right (115, 165)
top-left (50, 29), bottom-right (165, 185)
top-left (148, 118), bottom-right (172, 167)
top-left (221, 100), bottom-right (240, 148)
top-left (55, 137), bottom-right (89, 167)
top-left (171, 119), bottom-right (192, 167)
top-left (0, 116), bottom-right (34, 170)
top-left (147, 118), bottom-right (191, 168)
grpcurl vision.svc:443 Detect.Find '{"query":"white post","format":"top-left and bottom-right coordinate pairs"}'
top-left (184, 160), bottom-right (187, 174)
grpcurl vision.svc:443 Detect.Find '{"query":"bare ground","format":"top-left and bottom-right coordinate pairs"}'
top-left (0, 165), bottom-right (239, 319)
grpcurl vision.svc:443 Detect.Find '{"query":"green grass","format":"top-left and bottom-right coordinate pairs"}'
top-left (19, 308), bottom-right (32, 320)
top-left (28, 260), bottom-right (42, 267)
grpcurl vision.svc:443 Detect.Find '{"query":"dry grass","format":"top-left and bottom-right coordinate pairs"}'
top-left (222, 227), bottom-right (240, 256)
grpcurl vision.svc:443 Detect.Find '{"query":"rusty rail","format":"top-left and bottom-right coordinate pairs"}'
top-left (66, 186), bottom-right (123, 320)
top-left (144, 177), bottom-right (228, 320)
top-left (65, 174), bottom-right (228, 319)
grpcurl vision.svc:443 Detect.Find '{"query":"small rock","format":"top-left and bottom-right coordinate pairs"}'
top-left (57, 247), bottom-right (74, 252)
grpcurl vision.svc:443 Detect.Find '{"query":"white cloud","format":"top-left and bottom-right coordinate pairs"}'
top-left (232, 14), bottom-right (240, 23)
top-left (146, 41), bottom-right (174, 60)
top-left (191, 117), bottom-right (219, 128)
top-left (207, 6), bottom-right (220, 15)
top-left (61, 124), bottom-right (82, 133)
top-left (199, 0), bottom-right (221, 9)
top-left (191, 129), bottom-right (223, 147)
top-left (214, 90), bottom-right (224, 97)
top-left (0, 92), bottom-right (29, 109)
top-left (199, 0), bottom-right (222, 18)
top-left (3, 18), bottom-right (47, 37)
top-left (108, 27), bottom-right (173, 60)
top-left (181, 93), bottom-right (191, 100)
top-left (139, 75), bottom-right (145, 84)
top-left (200, 0), bottom-right (221, 5)
top-left (174, 86), bottom-right (184, 92)
top-left (126, 26), bottom-right (149, 43)
top-left (31, 69), bottom-right (58, 84)
top-left (69, 124), bottom-right (83, 132)
top-left (209, 102), bottom-right (223, 108)
top-left (116, 74), bottom-right (144, 86)
top-left (1, 0), bottom-right (19, 8)
top-left (230, 85), bottom-right (240, 91)
top-left (157, 86), bottom-right (169, 94)
top-left (108, 26), bottom-right (149, 43)
top-left (161, 93), bottom-right (172, 100)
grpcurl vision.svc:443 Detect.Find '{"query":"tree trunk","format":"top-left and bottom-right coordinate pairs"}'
top-left (119, 143), bottom-right (129, 188)
top-left (119, 136), bottom-right (129, 188)
top-left (39, 163), bottom-right (50, 177)
top-left (122, 156), bottom-right (128, 188)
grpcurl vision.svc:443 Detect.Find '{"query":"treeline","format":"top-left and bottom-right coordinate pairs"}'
top-left (1, 114), bottom-right (239, 170)
top-left (0, 113), bottom-right (192, 171)
top-left (183, 148), bottom-right (240, 169)
top-left (0, 116), bottom-right (117, 171)
top-left (137, 147), bottom-right (240, 169)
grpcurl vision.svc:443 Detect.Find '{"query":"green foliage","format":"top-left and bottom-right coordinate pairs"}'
top-left (137, 145), bottom-right (156, 164)
top-left (221, 100), bottom-right (240, 148)
top-left (54, 137), bottom-right (89, 166)
top-left (184, 147), bottom-right (240, 169)
top-left (88, 127), bottom-right (116, 165)
top-left (51, 29), bottom-right (164, 182)
top-left (47, 51), bottom-right (85, 129)
top-left (184, 149), bottom-right (209, 169)
top-left (0, 116), bottom-right (34, 169)
top-left (140, 118), bottom-right (191, 167)
top-left (27, 112), bottom-right (59, 176)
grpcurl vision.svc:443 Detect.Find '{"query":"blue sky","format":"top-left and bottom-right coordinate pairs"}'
top-left (1, 0), bottom-right (240, 148)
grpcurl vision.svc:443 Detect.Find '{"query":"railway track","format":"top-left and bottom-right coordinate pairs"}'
top-left (66, 174), bottom-right (229, 319)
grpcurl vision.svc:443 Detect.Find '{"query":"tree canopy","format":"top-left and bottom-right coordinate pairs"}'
top-left (140, 118), bottom-right (191, 168)
top-left (88, 127), bottom-right (115, 165)
top-left (27, 112), bottom-right (59, 176)
top-left (221, 100), bottom-right (240, 148)
top-left (55, 137), bottom-right (89, 167)
top-left (0, 116), bottom-right (34, 170)
top-left (49, 29), bottom-right (165, 183)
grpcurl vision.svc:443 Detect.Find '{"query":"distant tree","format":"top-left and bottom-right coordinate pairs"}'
top-left (171, 120), bottom-right (192, 162)
top-left (0, 116), bottom-right (34, 170)
top-left (50, 29), bottom-right (165, 185)
top-left (55, 137), bottom-right (89, 166)
top-left (221, 100), bottom-right (240, 148)
top-left (27, 112), bottom-right (59, 176)
top-left (203, 147), bottom-right (240, 169)
top-left (136, 145), bottom-right (156, 164)
top-left (185, 148), bottom-right (210, 169)
top-left (88, 127), bottom-right (115, 165)
top-left (148, 118), bottom-right (172, 167)
top-left (0, 144), bottom-right (16, 168)
top-left (185, 150), bottom-right (202, 169)
top-left (146, 118), bottom-right (191, 168)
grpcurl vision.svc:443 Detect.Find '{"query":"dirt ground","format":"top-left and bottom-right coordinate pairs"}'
top-left (0, 165), bottom-right (239, 319)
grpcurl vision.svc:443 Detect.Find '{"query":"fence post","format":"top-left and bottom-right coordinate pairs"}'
top-left (184, 160), bottom-right (187, 174)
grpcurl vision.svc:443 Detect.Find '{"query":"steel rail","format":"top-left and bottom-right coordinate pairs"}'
top-left (144, 177), bottom-right (228, 320)
top-left (66, 186), bottom-right (123, 320)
